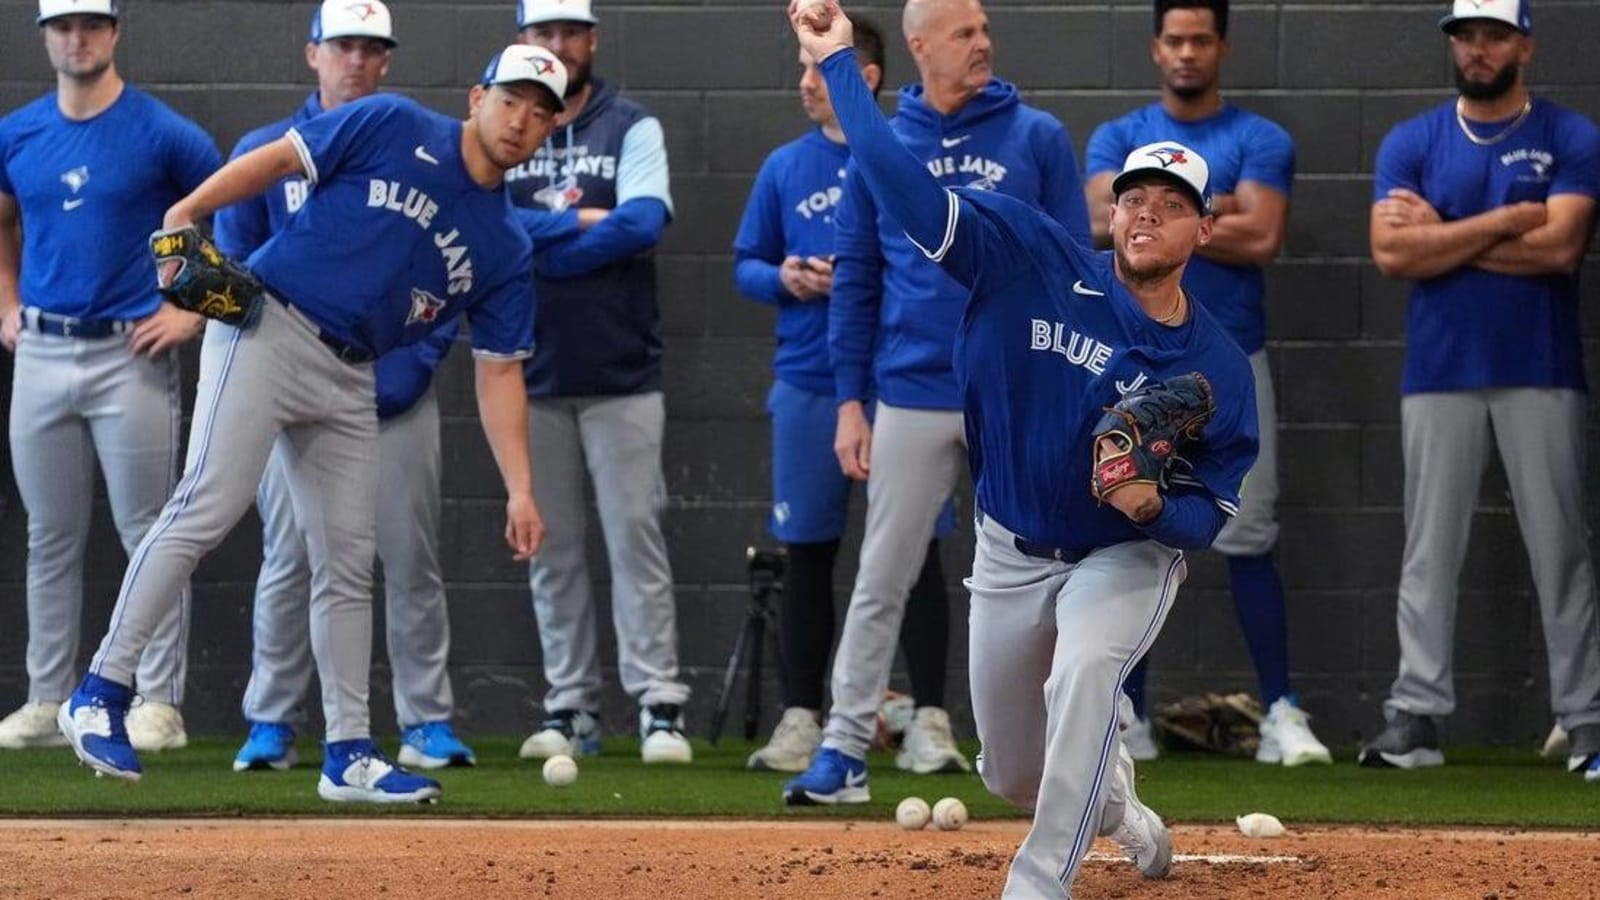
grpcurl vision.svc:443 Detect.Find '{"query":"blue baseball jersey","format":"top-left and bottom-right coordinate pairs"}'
top-left (1086, 103), bottom-right (1294, 355)
top-left (733, 128), bottom-right (851, 397)
top-left (0, 86), bottom-right (220, 320)
top-left (248, 93), bottom-right (532, 360)
top-left (817, 48), bottom-right (1256, 552)
top-left (216, 91), bottom-right (458, 420)
top-left (830, 78), bottom-right (1091, 411)
top-left (1374, 98), bottom-right (1600, 394)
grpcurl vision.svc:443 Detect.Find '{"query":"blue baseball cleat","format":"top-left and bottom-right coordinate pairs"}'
top-left (58, 674), bottom-right (142, 782)
top-left (233, 722), bottom-right (297, 772)
top-left (398, 721), bottom-right (477, 769)
top-left (317, 739), bottom-right (442, 804)
top-left (783, 747), bottom-right (870, 805)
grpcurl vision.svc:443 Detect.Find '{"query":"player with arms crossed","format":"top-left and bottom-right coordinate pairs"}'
top-left (1360, 0), bottom-right (1600, 778)
top-left (0, 0), bottom-right (220, 753)
top-left (216, 1), bottom-right (476, 774)
top-left (732, 17), bottom-right (960, 772)
top-left (57, 46), bottom-right (568, 804)
top-left (1085, 0), bottom-right (1331, 767)
top-left (790, 2), bottom-right (1258, 893)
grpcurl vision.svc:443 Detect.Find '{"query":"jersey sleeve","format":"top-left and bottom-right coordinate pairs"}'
top-left (0, 122), bottom-right (17, 197)
top-left (286, 95), bottom-right (404, 188)
top-left (467, 241), bottom-right (536, 360)
top-left (164, 115), bottom-right (223, 196)
top-left (1239, 118), bottom-right (1295, 196)
top-left (828, 161), bottom-right (882, 403)
top-left (213, 137), bottom-right (273, 259)
top-left (1084, 118), bottom-right (1129, 178)
top-left (733, 152), bottom-right (789, 305)
top-left (615, 116), bottom-right (674, 216)
top-left (374, 320), bottom-right (457, 419)
top-left (1036, 118), bottom-right (1092, 244)
top-left (1166, 356), bottom-right (1259, 518)
top-left (1372, 120), bottom-right (1425, 201)
top-left (1550, 112), bottom-right (1600, 199)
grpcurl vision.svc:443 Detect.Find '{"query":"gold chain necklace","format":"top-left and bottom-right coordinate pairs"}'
top-left (1153, 290), bottom-right (1186, 325)
top-left (1456, 96), bottom-right (1532, 147)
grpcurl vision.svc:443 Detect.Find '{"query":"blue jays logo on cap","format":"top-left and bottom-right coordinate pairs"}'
top-left (1145, 146), bottom-right (1190, 169)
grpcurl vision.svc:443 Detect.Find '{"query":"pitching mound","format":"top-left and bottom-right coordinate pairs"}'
top-left (3, 818), bottom-right (1597, 899)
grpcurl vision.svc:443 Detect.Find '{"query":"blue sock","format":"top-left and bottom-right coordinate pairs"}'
top-left (1122, 658), bottom-right (1149, 720)
top-left (1227, 552), bottom-right (1292, 707)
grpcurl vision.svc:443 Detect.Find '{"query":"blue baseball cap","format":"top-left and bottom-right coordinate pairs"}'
top-left (1439, 0), bottom-right (1531, 35)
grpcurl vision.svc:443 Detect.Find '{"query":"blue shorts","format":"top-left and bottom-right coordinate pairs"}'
top-left (768, 378), bottom-right (956, 543)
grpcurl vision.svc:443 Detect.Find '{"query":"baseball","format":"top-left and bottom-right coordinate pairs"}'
top-left (932, 796), bottom-right (968, 831)
top-left (895, 796), bottom-right (931, 830)
top-left (804, 1), bottom-right (833, 29)
top-left (542, 753), bottom-right (578, 787)
top-left (1236, 812), bottom-right (1286, 838)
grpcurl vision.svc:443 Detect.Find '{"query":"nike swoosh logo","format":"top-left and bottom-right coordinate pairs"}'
top-left (845, 769), bottom-right (866, 787)
top-left (940, 135), bottom-right (970, 149)
top-left (1072, 280), bottom-right (1105, 296)
top-left (62, 198), bottom-right (84, 211)
top-left (414, 145), bottom-right (439, 165)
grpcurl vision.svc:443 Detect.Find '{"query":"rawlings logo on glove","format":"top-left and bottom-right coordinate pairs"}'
top-left (1090, 372), bottom-right (1215, 503)
top-left (149, 225), bottom-right (265, 329)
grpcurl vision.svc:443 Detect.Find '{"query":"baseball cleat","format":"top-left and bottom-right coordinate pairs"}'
top-left (1540, 723), bottom-right (1569, 758)
top-left (784, 747), bottom-right (870, 805)
top-left (125, 701), bottom-right (188, 752)
top-left (747, 707), bottom-right (822, 772)
top-left (519, 709), bottom-right (601, 760)
top-left (233, 722), bottom-right (297, 772)
top-left (1256, 697), bottom-right (1332, 767)
top-left (639, 703), bottom-right (693, 764)
top-left (398, 721), bottom-right (477, 769)
top-left (0, 701), bottom-right (69, 749)
top-left (1107, 744), bottom-right (1172, 879)
top-left (1357, 709), bottom-right (1444, 769)
top-left (1578, 754), bottom-right (1600, 783)
top-left (58, 674), bottom-right (142, 782)
top-left (895, 706), bottom-right (971, 773)
top-left (1120, 715), bottom-right (1160, 762)
top-left (317, 739), bottom-right (441, 804)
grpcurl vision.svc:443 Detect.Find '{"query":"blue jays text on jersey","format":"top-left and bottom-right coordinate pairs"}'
top-left (0, 86), bottom-right (221, 321)
top-left (245, 93), bottom-right (532, 361)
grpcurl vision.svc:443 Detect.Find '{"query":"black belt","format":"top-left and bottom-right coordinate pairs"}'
top-left (269, 293), bottom-right (375, 365)
top-left (23, 308), bottom-right (134, 339)
top-left (1012, 537), bottom-right (1090, 564)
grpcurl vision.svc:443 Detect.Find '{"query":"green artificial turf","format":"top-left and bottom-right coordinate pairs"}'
top-left (0, 739), bottom-right (1595, 828)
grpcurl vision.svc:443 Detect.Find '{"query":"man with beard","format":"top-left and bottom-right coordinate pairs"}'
top-left (0, 0), bottom-right (219, 754)
top-left (507, 0), bottom-right (694, 766)
top-left (784, 0), bottom-right (1091, 804)
top-left (1361, 0), bottom-right (1600, 781)
top-left (217, 0), bottom-right (478, 775)
top-left (56, 46), bottom-right (564, 803)
top-left (786, 4), bottom-right (1258, 891)
top-left (1084, 0), bottom-right (1331, 768)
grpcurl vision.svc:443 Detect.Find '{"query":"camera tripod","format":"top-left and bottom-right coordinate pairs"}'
top-left (708, 546), bottom-right (789, 745)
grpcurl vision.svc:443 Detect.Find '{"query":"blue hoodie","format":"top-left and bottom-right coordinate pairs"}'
top-left (829, 77), bottom-right (1089, 410)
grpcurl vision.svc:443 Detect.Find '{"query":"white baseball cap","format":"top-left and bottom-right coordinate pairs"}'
top-left (1111, 141), bottom-right (1212, 215)
top-left (1439, 0), bottom-right (1532, 35)
top-left (311, 0), bottom-right (397, 46)
top-left (518, 0), bottom-right (598, 28)
top-left (481, 44), bottom-right (569, 111)
top-left (37, 0), bottom-right (119, 24)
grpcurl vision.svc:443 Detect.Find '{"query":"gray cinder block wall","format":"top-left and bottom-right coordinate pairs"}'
top-left (1, 0), bottom-right (1597, 748)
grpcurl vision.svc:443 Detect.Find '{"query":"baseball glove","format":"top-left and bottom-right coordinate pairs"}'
top-left (148, 225), bottom-right (265, 329)
top-left (1151, 692), bottom-right (1263, 757)
top-left (1091, 372), bottom-right (1215, 502)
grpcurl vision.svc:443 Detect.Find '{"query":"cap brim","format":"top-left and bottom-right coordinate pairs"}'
top-left (319, 32), bottom-right (398, 46)
top-left (38, 12), bottom-right (118, 23)
top-left (1112, 169), bottom-right (1208, 215)
top-left (485, 78), bottom-right (567, 113)
top-left (519, 14), bottom-right (598, 26)
top-left (1438, 13), bottom-right (1525, 34)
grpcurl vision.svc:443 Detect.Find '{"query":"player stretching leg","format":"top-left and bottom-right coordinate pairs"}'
top-left (56, 47), bottom-right (566, 803)
top-left (790, 3), bottom-right (1258, 894)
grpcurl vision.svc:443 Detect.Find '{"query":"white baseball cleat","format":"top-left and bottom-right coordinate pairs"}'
top-left (639, 704), bottom-right (693, 764)
top-left (1121, 715), bottom-right (1161, 762)
top-left (747, 707), bottom-right (822, 772)
top-left (1106, 744), bottom-right (1172, 879)
top-left (125, 701), bottom-right (188, 752)
top-left (0, 701), bottom-right (68, 749)
top-left (895, 707), bottom-right (971, 774)
top-left (1256, 697), bottom-right (1332, 766)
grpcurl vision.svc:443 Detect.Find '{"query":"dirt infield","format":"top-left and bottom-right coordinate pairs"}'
top-left (2, 818), bottom-right (1597, 899)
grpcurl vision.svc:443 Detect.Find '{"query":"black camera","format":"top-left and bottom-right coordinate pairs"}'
top-left (746, 545), bottom-right (787, 587)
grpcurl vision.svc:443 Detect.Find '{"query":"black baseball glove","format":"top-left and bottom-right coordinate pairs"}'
top-left (1091, 372), bottom-right (1215, 503)
top-left (149, 225), bottom-right (265, 329)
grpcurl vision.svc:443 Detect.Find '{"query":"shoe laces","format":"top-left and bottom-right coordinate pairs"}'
top-left (1112, 804), bottom-right (1154, 858)
top-left (772, 709), bottom-right (817, 741)
top-left (645, 704), bottom-right (683, 735)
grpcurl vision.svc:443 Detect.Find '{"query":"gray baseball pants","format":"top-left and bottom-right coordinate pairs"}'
top-left (1211, 350), bottom-right (1278, 556)
top-left (526, 391), bottom-right (689, 712)
top-left (242, 384), bottom-right (453, 729)
top-left (1387, 389), bottom-right (1600, 730)
top-left (9, 327), bottom-right (190, 706)
top-left (822, 402), bottom-right (966, 759)
top-left (90, 298), bottom-right (380, 741)
top-left (967, 512), bottom-right (1184, 898)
